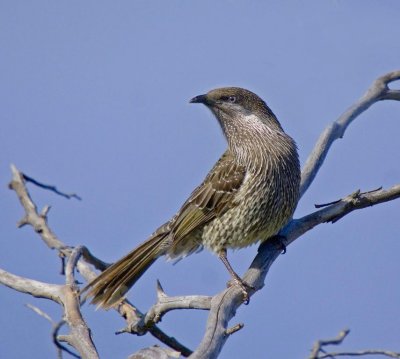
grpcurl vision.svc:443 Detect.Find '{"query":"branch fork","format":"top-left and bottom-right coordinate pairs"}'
top-left (123, 280), bottom-right (212, 336)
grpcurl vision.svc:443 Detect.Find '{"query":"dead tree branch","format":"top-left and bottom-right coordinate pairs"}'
top-left (0, 247), bottom-right (98, 358)
top-left (309, 329), bottom-right (400, 358)
top-left (6, 163), bottom-right (193, 357)
top-left (128, 281), bottom-right (212, 335)
top-left (22, 172), bottom-right (82, 200)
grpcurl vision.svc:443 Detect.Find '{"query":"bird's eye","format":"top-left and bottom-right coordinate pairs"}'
top-left (220, 95), bottom-right (236, 103)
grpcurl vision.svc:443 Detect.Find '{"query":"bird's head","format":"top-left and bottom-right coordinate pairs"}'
top-left (190, 87), bottom-right (283, 135)
top-left (190, 87), bottom-right (271, 118)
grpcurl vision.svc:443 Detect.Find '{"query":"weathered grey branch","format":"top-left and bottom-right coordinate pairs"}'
top-left (60, 246), bottom-right (99, 359)
top-left (25, 304), bottom-right (78, 359)
top-left (300, 70), bottom-right (400, 197)
top-left (129, 281), bottom-right (212, 335)
top-left (190, 185), bottom-right (400, 359)
top-left (309, 329), bottom-right (400, 358)
top-left (7, 164), bottom-right (192, 357)
top-left (282, 185), bottom-right (400, 246)
top-left (309, 328), bottom-right (350, 358)
top-left (128, 345), bottom-right (181, 359)
top-left (9, 164), bottom-right (67, 251)
top-left (0, 247), bottom-right (99, 358)
top-left (0, 268), bottom-right (62, 302)
top-left (318, 350), bottom-right (400, 358)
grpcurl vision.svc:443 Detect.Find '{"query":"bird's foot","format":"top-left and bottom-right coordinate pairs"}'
top-left (227, 277), bottom-right (254, 305)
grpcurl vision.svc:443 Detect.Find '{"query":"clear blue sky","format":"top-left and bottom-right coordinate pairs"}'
top-left (1, 1), bottom-right (400, 358)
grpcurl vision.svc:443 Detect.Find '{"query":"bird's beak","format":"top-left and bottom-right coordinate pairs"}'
top-left (189, 94), bottom-right (208, 104)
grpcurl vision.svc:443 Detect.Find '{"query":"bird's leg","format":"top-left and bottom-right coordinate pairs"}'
top-left (218, 249), bottom-right (252, 304)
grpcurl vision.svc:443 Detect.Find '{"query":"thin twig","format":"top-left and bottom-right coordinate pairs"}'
top-left (52, 320), bottom-right (80, 359)
top-left (310, 329), bottom-right (400, 359)
top-left (22, 172), bottom-right (82, 200)
top-left (309, 329), bottom-right (350, 358)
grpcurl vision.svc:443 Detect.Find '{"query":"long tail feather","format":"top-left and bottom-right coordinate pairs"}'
top-left (83, 233), bottom-right (167, 309)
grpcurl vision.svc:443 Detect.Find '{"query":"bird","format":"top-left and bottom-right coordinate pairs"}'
top-left (83, 87), bottom-right (301, 309)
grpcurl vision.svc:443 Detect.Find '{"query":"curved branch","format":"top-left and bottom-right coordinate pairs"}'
top-left (130, 281), bottom-right (211, 335)
top-left (61, 246), bottom-right (99, 359)
top-left (9, 164), bottom-right (67, 251)
top-left (0, 248), bottom-right (99, 358)
top-left (283, 184), bottom-right (400, 245)
top-left (310, 329), bottom-right (400, 358)
top-left (191, 184), bottom-right (400, 358)
top-left (0, 268), bottom-right (62, 303)
top-left (300, 70), bottom-right (400, 197)
top-left (7, 164), bottom-right (192, 357)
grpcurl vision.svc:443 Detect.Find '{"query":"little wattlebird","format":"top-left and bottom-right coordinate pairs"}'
top-left (83, 87), bottom-right (301, 309)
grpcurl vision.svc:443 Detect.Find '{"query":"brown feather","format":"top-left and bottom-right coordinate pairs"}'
top-left (170, 151), bottom-right (245, 253)
top-left (82, 232), bottom-right (167, 309)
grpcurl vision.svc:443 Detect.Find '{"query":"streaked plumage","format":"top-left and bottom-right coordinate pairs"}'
top-left (83, 87), bottom-right (300, 308)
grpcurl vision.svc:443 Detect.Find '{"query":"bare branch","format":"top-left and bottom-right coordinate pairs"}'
top-left (25, 303), bottom-right (54, 323)
top-left (0, 248), bottom-right (99, 357)
top-left (225, 323), bottom-right (244, 336)
top-left (26, 304), bottom-right (78, 359)
top-left (22, 171), bottom-right (81, 200)
top-left (129, 281), bottom-right (211, 335)
top-left (0, 268), bottom-right (62, 303)
top-left (310, 329), bottom-right (400, 358)
top-left (58, 246), bottom-right (99, 359)
top-left (128, 345), bottom-right (181, 359)
top-left (52, 320), bottom-right (80, 359)
top-left (309, 328), bottom-right (350, 358)
top-left (8, 164), bottom-right (192, 356)
top-left (300, 70), bottom-right (400, 197)
top-left (318, 350), bottom-right (400, 358)
top-left (282, 184), bottom-right (400, 246)
top-left (9, 164), bottom-right (67, 251)
top-left (65, 245), bottom-right (84, 286)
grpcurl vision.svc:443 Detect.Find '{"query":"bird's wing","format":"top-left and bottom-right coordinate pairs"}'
top-left (170, 150), bottom-right (246, 248)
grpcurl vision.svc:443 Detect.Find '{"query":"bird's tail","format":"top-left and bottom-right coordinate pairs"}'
top-left (83, 233), bottom-right (167, 309)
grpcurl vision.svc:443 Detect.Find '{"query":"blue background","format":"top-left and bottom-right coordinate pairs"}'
top-left (1, 1), bottom-right (400, 358)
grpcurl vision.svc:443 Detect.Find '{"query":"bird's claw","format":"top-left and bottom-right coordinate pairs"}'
top-left (227, 278), bottom-right (254, 305)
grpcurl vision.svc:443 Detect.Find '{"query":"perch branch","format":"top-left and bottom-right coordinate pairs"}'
top-left (190, 183), bottom-right (400, 358)
top-left (59, 246), bottom-right (99, 359)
